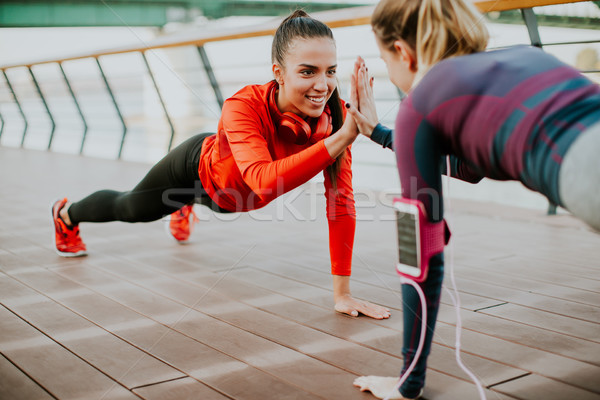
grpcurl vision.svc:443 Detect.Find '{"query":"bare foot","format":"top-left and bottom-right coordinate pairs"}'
top-left (353, 376), bottom-right (418, 399)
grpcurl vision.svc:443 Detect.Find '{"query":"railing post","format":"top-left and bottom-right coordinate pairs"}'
top-left (96, 57), bottom-right (127, 159)
top-left (197, 46), bottom-right (224, 109)
top-left (521, 8), bottom-right (543, 48)
top-left (140, 51), bottom-right (176, 152)
top-left (2, 69), bottom-right (28, 146)
top-left (28, 66), bottom-right (56, 150)
top-left (58, 62), bottom-right (89, 154)
top-left (0, 111), bottom-right (4, 140)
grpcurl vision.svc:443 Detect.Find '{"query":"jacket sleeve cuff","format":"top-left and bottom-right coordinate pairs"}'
top-left (370, 123), bottom-right (393, 150)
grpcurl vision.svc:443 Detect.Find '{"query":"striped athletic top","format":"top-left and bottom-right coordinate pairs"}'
top-left (390, 45), bottom-right (600, 220)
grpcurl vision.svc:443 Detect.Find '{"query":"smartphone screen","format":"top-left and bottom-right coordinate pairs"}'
top-left (395, 203), bottom-right (421, 276)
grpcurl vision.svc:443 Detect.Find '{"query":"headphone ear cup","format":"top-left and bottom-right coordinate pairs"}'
top-left (279, 113), bottom-right (312, 145)
top-left (308, 110), bottom-right (333, 144)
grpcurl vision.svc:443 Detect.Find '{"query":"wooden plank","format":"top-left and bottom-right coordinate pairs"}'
top-left (8, 268), bottom-right (325, 400)
top-left (435, 323), bottom-right (600, 394)
top-left (0, 353), bottom-right (54, 400)
top-left (133, 377), bottom-right (230, 400)
top-left (228, 267), bottom-right (600, 394)
top-left (50, 263), bottom-right (383, 399)
top-left (83, 256), bottom-right (542, 391)
top-left (0, 274), bottom-right (187, 390)
top-left (476, 0), bottom-right (590, 12)
top-left (481, 255), bottom-right (600, 287)
top-left (444, 275), bottom-right (600, 323)
top-left (460, 308), bottom-right (600, 367)
top-left (454, 262), bottom-right (600, 300)
top-left (492, 373), bottom-right (600, 400)
top-left (480, 303), bottom-right (600, 342)
top-left (63, 258), bottom-right (522, 398)
top-left (0, 306), bottom-right (138, 400)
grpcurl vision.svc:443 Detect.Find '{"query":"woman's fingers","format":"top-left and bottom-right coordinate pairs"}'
top-left (346, 101), bottom-right (376, 137)
top-left (359, 65), bottom-right (372, 100)
top-left (350, 73), bottom-right (359, 107)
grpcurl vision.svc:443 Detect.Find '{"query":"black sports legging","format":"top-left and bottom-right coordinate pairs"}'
top-left (68, 133), bottom-right (230, 225)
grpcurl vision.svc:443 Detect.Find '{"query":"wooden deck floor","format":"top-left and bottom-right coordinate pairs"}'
top-left (1, 146), bottom-right (599, 400)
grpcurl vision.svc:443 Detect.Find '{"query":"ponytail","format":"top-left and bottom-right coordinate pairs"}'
top-left (325, 86), bottom-right (345, 191)
top-left (273, 10), bottom-right (345, 189)
top-left (372, 0), bottom-right (488, 82)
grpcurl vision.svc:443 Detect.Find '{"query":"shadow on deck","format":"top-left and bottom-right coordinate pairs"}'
top-left (1, 146), bottom-right (599, 400)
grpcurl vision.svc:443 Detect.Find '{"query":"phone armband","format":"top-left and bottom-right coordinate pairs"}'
top-left (393, 197), bottom-right (451, 282)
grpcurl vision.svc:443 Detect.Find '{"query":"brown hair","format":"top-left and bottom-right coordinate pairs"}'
top-left (372, 0), bottom-right (489, 81)
top-left (272, 10), bottom-right (345, 189)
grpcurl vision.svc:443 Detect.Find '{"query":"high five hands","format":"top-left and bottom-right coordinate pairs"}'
top-left (347, 57), bottom-right (400, 396)
top-left (347, 56), bottom-right (380, 138)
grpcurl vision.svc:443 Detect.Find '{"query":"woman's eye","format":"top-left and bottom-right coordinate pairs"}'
top-left (301, 70), bottom-right (314, 76)
top-left (327, 69), bottom-right (337, 76)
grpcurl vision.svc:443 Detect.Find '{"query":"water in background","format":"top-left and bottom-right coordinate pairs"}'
top-left (1, 15), bottom-right (599, 212)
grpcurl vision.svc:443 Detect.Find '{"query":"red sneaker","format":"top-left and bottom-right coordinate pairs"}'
top-left (51, 198), bottom-right (87, 257)
top-left (168, 204), bottom-right (199, 243)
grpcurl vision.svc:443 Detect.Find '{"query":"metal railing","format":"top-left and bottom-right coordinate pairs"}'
top-left (0, 1), bottom-right (598, 211)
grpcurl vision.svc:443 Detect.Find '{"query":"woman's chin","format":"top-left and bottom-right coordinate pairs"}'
top-left (303, 105), bottom-right (326, 118)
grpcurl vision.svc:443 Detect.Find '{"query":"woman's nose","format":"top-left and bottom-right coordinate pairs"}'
top-left (313, 74), bottom-right (328, 91)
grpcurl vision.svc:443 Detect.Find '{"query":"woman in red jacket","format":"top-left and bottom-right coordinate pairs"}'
top-left (51, 10), bottom-right (390, 320)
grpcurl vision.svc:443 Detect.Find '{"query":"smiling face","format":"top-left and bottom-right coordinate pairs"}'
top-left (272, 37), bottom-right (338, 119)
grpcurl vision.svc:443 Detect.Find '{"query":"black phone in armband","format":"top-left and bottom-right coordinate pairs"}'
top-left (393, 197), bottom-right (451, 283)
top-left (394, 200), bottom-right (422, 278)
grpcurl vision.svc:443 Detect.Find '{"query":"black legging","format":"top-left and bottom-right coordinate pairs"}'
top-left (68, 133), bottom-right (230, 224)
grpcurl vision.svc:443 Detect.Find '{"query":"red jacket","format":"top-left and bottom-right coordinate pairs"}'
top-left (198, 81), bottom-right (356, 275)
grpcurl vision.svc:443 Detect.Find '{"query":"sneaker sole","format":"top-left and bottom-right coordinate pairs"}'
top-left (56, 249), bottom-right (88, 257)
top-left (50, 199), bottom-right (88, 258)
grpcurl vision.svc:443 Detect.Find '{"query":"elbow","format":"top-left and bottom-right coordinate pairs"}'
top-left (242, 164), bottom-right (279, 201)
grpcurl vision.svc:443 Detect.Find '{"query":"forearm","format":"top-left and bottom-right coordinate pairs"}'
top-left (241, 140), bottom-right (334, 200)
top-left (369, 123), bottom-right (393, 150)
top-left (323, 126), bottom-right (356, 159)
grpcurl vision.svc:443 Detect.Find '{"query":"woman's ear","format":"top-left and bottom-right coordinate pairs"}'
top-left (272, 63), bottom-right (284, 85)
top-left (393, 40), bottom-right (418, 72)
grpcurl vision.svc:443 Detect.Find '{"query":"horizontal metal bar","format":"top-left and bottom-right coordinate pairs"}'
top-left (541, 39), bottom-right (600, 46)
top-left (3, 0), bottom-right (589, 70)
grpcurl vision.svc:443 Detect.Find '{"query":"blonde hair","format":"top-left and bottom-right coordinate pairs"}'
top-left (372, 0), bottom-right (489, 80)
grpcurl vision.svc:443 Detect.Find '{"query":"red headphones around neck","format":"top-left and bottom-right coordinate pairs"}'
top-left (268, 84), bottom-right (333, 145)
